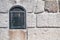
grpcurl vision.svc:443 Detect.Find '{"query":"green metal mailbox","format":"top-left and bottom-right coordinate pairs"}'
top-left (9, 5), bottom-right (26, 29)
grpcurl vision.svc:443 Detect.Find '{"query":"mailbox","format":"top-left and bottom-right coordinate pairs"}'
top-left (9, 5), bottom-right (26, 29)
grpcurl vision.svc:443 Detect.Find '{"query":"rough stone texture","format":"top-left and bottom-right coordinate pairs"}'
top-left (28, 28), bottom-right (60, 40)
top-left (0, 0), bottom-right (58, 12)
top-left (26, 13), bottom-right (36, 27)
top-left (20, 0), bottom-right (36, 12)
top-left (0, 28), bottom-right (9, 40)
top-left (9, 30), bottom-right (26, 40)
top-left (56, 13), bottom-right (60, 26)
top-left (37, 13), bottom-right (49, 27)
top-left (0, 0), bottom-right (8, 12)
top-left (37, 13), bottom-right (60, 27)
top-left (0, 13), bottom-right (9, 27)
top-left (0, 0), bottom-right (60, 40)
top-left (43, 0), bottom-right (57, 1)
top-left (8, 0), bottom-right (16, 4)
top-left (0, 0), bottom-right (44, 12)
top-left (58, 0), bottom-right (60, 12)
top-left (44, 1), bottom-right (58, 13)
top-left (35, 0), bottom-right (44, 13)
top-left (0, 0), bottom-right (15, 12)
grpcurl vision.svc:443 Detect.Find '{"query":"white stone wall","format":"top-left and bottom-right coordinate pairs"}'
top-left (26, 13), bottom-right (36, 27)
top-left (28, 28), bottom-right (60, 40)
top-left (0, 13), bottom-right (9, 27)
top-left (37, 13), bottom-right (60, 27)
top-left (0, 28), bottom-right (9, 40)
top-left (0, 0), bottom-right (60, 40)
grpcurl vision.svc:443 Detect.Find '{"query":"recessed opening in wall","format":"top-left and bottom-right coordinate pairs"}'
top-left (9, 5), bottom-right (26, 29)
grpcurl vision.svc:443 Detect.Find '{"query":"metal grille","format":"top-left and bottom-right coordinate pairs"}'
top-left (9, 6), bottom-right (26, 29)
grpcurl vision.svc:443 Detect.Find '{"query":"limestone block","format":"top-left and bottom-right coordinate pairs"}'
top-left (0, 0), bottom-right (15, 12)
top-left (43, 0), bottom-right (57, 1)
top-left (56, 13), bottom-right (60, 26)
top-left (0, 28), bottom-right (9, 40)
top-left (44, 1), bottom-right (58, 13)
top-left (8, 0), bottom-right (16, 4)
top-left (58, 1), bottom-right (60, 12)
top-left (37, 13), bottom-right (48, 27)
top-left (46, 13), bottom-right (57, 27)
top-left (28, 28), bottom-right (60, 40)
top-left (0, 13), bottom-right (9, 27)
top-left (26, 13), bottom-right (36, 27)
top-left (0, 0), bottom-right (8, 12)
top-left (20, 0), bottom-right (36, 12)
top-left (9, 30), bottom-right (26, 40)
top-left (35, 1), bottom-right (44, 13)
top-left (37, 13), bottom-right (60, 27)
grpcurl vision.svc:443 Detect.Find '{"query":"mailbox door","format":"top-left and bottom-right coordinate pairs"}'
top-left (9, 11), bottom-right (26, 29)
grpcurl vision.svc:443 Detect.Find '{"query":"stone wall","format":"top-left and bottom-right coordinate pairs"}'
top-left (0, 0), bottom-right (60, 40)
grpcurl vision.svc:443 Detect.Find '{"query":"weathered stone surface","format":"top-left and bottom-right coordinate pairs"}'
top-left (9, 30), bottom-right (26, 40)
top-left (56, 13), bottom-right (60, 26)
top-left (20, 0), bottom-right (36, 12)
top-left (0, 0), bottom-right (37, 12)
top-left (26, 13), bottom-right (36, 27)
top-left (58, 0), bottom-right (60, 12)
top-left (0, 0), bottom-right (15, 12)
top-left (37, 13), bottom-right (48, 27)
top-left (0, 28), bottom-right (9, 40)
top-left (0, 0), bottom-right (8, 12)
top-left (43, 0), bottom-right (57, 1)
top-left (8, 0), bottom-right (16, 4)
top-left (44, 1), bottom-right (58, 13)
top-left (35, 0), bottom-right (44, 13)
top-left (0, 13), bottom-right (9, 27)
top-left (0, 0), bottom-right (44, 12)
top-left (37, 13), bottom-right (60, 27)
top-left (28, 28), bottom-right (60, 40)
